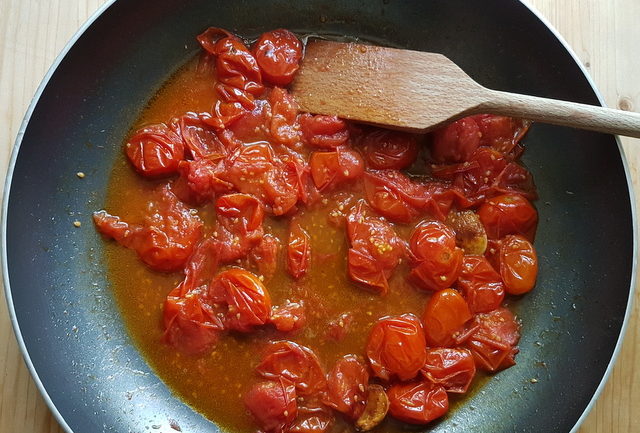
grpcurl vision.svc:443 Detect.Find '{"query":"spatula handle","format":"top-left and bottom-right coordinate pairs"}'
top-left (481, 90), bottom-right (640, 138)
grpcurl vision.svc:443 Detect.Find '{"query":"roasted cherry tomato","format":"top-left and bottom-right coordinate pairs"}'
top-left (289, 403), bottom-right (334, 433)
top-left (270, 300), bottom-right (306, 332)
top-left (215, 193), bottom-right (265, 263)
top-left (387, 381), bottom-right (448, 425)
top-left (93, 186), bottom-right (202, 272)
top-left (245, 378), bottom-right (297, 433)
top-left (366, 314), bottom-right (426, 381)
top-left (163, 238), bottom-right (224, 354)
top-left (256, 341), bottom-right (327, 395)
top-left (431, 117), bottom-right (481, 163)
top-left (270, 87), bottom-right (301, 146)
top-left (472, 114), bottom-right (531, 154)
top-left (346, 201), bottom-right (403, 294)
top-left (174, 158), bottom-right (232, 205)
top-left (409, 221), bottom-right (463, 291)
top-left (310, 148), bottom-right (364, 191)
top-left (253, 29), bottom-right (303, 86)
top-left (361, 129), bottom-right (419, 169)
top-left (456, 255), bottom-right (505, 313)
top-left (287, 221), bottom-right (311, 279)
top-left (210, 268), bottom-right (271, 332)
top-left (478, 193), bottom-right (538, 241)
top-left (170, 112), bottom-right (226, 160)
top-left (300, 114), bottom-right (349, 148)
top-left (465, 308), bottom-right (520, 372)
top-left (125, 124), bottom-right (185, 177)
top-left (422, 289), bottom-right (472, 347)
top-left (363, 170), bottom-right (426, 224)
top-left (249, 234), bottom-right (280, 282)
top-left (212, 34), bottom-right (264, 97)
top-left (499, 235), bottom-right (538, 295)
top-left (323, 355), bottom-right (369, 419)
top-left (421, 348), bottom-right (476, 393)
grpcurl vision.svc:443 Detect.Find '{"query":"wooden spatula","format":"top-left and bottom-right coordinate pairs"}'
top-left (291, 40), bottom-right (640, 138)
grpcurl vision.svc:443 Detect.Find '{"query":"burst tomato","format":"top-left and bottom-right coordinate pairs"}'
top-left (244, 378), bottom-right (297, 433)
top-left (214, 193), bottom-right (265, 263)
top-left (421, 348), bottom-right (476, 393)
top-left (125, 124), bottom-right (185, 177)
top-left (363, 170), bottom-right (425, 224)
top-left (465, 308), bottom-right (521, 372)
top-left (270, 300), bottom-right (306, 332)
top-left (287, 221), bottom-right (311, 279)
top-left (300, 114), bottom-right (349, 148)
top-left (431, 117), bottom-right (481, 163)
top-left (323, 355), bottom-right (369, 419)
top-left (253, 29), bottom-right (303, 86)
top-left (499, 235), bottom-right (538, 295)
top-left (361, 129), bottom-right (419, 169)
top-left (387, 381), bottom-right (448, 424)
top-left (310, 148), bottom-right (364, 191)
top-left (478, 193), bottom-right (538, 241)
top-left (456, 255), bottom-right (505, 313)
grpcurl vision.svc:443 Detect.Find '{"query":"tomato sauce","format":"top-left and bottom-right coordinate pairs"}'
top-left (99, 29), bottom-right (539, 433)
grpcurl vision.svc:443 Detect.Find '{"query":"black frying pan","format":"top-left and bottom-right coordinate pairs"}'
top-left (2, 1), bottom-right (635, 432)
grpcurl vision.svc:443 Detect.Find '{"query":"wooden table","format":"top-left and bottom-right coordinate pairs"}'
top-left (0, 1), bottom-right (638, 432)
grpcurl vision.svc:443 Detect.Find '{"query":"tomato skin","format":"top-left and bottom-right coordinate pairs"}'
top-left (300, 114), bottom-right (350, 148)
top-left (464, 308), bottom-right (520, 372)
top-left (431, 117), bottom-right (481, 163)
top-left (408, 221), bottom-right (464, 291)
top-left (366, 314), bottom-right (427, 381)
top-left (270, 300), bottom-right (306, 332)
top-left (387, 381), bottom-right (448, 424)
top-left (214, 193), bottom-right (265, 263)
top-left (457, 255), bottom-right (505, 313)
top-left (244, 378), bottom-right (297, 433)
top-left (125, 124), bottom-right (185, 177)
top-left (478, 193), bottom-right (538, 241)
top-left (287, 222), bottom-right (311, 279)
top-left (346, 201), bottom-right (404, 294)
top-left (269, 87), bottom-right (301, 146)
top-left (289, 404), bottom-right (334, 433)
top-left (310, 148), bottom-right (364, 191)
top-left (323, 355), bottom-right (369, 419)
top-left (361, 129), bottom-right (419, 169)
top-left (93, 186), bottom-right (202, 272)
top-left (422, 289), bottom-right (472, 347)
top-left (213, 36), bottom-right (264, 97)
top-left (253, 29), bottom-right (303, 86)
top-left (211, 268), bottom-right (271, 332)
top-left (421, 348), bottom-right (476, 393)
top-left (249, 234), bottom-right (280, 282)
top-left (499, 235), bottom-right (538, 295)
top-left (256, 341), bottom-right (327, 395)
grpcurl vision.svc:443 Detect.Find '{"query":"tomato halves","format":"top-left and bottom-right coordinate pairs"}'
top-left (126, 124), bottom-right (185, 177)
top-left (409, 221), bottom-right (463, 291)
top-left (422, 289), bottom-right (472, 347)
top-left (387, 381), bottom-right (448, 425)
top-left (478, 193), bottom-right (538, 241)
top-left (253, 29), bottom-right (303, 86)
top-left (499, 235), bottom-right (538, 295)
top-left (366, 314), bottom-right (426, 381)
top-left (245, 377), bottom-right (297, 433)
top-left (257, 341), bottom-right (327, 396)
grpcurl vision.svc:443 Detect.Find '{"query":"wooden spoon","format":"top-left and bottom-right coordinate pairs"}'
top-left (291, 40), bottom-right (640, 137)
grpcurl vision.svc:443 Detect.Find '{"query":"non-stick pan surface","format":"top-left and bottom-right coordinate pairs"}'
top-left (2, 1), bottom-right (635, 432)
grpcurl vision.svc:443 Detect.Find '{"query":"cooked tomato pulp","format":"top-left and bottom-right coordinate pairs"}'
top-left (100, 29), bottom-right (538, 433)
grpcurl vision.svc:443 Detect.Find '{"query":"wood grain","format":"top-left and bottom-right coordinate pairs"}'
top-left (0, 1), bottom-right (638, 432)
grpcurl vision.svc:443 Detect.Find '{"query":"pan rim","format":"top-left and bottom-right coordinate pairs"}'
top-left (1, 1), bottom-right (636, 433)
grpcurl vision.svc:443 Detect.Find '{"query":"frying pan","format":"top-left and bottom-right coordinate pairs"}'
top-left (2, 0), bottom-right (635, 432)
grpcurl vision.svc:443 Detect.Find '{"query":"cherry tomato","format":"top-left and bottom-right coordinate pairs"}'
top-left (214, 193), bottom-right (265, 263)
top-left (431, 117), bottom-right (481, 163)
top-left (256, 341), bottom-right (327, 395)
top-left (125, 124), bottom-right (185, 177)
top-left (494, 162), bottom-right (537, 200)
top-left (93, 186), bottom-right (202, 272)
top-left (310, 148), bottom-right (364, 191)
top-left (244, 378), bottom-right (297, 433)
top-left (465, 308), bottom-right (520, 372)
top-left (363, 170), bottom-right (426, 224)
top-left (226, 98), bottom-right (271, 142)
top-left (253, 29), bottom-right (303, 86)
top-left (270, 87), bottom-right (301, 146)
top-left (326, 312), bottom-right (354, 341)
top-left (499, 235), bottom-right (538, 295)
top-left (323, 355), bottom-right (369, 419)
top-left (408, 221), bottom-right (463, 291)
top-left (270, 300), bottom-right (306, 332)
top-left (472, 114), bottom-right (531, 154)
top-left (361, 129), bottom-right (419, 169)
top-left (422, 289), bottom-right (472, 347)
top-left (201, 100), bottom-right (246, 130)
top-left (196, 27), bottom-right (234, 55)
top-left (170, 112), bottom-right (226, 160)
top-left (175, 158), bottom-right (232, 205)
top-left (478, 193), bottom-right (538, 241)
top-left (421, 348), bottom-right (476, 393)
top-left (289, 404), bottom-right (334, 433)
top-left (211, 268), bottom-right (271, 332)
top-left (212, 35), bottom-right (264, 96)
top-left (163, 238), bottom-right (224, 354)
top-left (249, 234), bottom-right (280, 282)
top-left (346, 201), bottom-right (403, 294)
top-left (387, 381), bottom-right (448, 424)
top-left (300, 114), bottom-right (349, 148)
top-left (366, 314), bottom-right (426, 381)
top-left (287, 221), bottom-right (311, 279)
top-left (456, 255), bottom-right (505, 313)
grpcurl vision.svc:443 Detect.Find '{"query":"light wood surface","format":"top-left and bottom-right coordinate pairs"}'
top-left (0, 1), bottom-right (638, 432)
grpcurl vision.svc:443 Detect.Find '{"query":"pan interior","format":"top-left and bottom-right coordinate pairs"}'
top-left (4, 1), bottom-right (633, 432)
